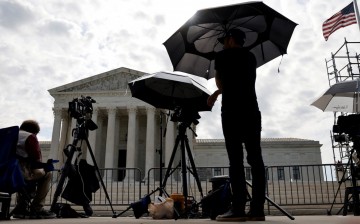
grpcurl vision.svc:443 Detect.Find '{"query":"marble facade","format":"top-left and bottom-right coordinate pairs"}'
top-left (47, 67), bottom-right (323, 181)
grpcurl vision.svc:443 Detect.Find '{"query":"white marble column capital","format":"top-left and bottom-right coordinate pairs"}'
top-left (127, 105), bottom-right (137, 113)
top-left (52, 108), bottom-right (63, 117)
top-left (107, 107), bottom-right (117, 115)
top-left (145, 106), bottom-right (156, 114)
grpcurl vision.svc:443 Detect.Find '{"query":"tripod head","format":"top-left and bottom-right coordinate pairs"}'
top-left (169, 106), bottom-right (200, 138)
top-left (170, 106), bottom-right (200, 126)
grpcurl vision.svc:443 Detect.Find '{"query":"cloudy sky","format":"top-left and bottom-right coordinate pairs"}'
top-left (1, 0), bottom-right (359, 164)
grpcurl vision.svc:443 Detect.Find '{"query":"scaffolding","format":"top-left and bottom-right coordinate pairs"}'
top-left (325, 39), bottom-right (360, 165)
top-left (326, 39), bottom-right (360, 216)
top-left (326, 39), bottom-right (360, 87)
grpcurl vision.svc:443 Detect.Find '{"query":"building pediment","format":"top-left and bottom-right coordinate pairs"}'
top-left (48, 67), bottom-right (146, 94)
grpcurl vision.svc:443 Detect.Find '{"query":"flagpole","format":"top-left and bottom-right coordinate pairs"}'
top-left (354, 0), bottom-right (360, 30)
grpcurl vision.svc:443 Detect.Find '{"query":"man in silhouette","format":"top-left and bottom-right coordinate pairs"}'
top-left (208, 29), bottom-right (266, 222)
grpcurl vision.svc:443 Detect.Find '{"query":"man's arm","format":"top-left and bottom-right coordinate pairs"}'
top-left (215, 70), bottom-right (223, 91)
top-left (207, 71), bottom-right (222, 107)
top-left (25, 134), bottom-right (42, 162)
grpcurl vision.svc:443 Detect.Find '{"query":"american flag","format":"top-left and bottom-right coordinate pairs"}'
top-left (322, 2), bottom-right (358, 41)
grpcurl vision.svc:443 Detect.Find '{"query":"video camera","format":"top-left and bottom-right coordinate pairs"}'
top-left (68, 96), bottom-right (98, 131)
top-left (334, 114), bottom-right (360, 137)
top-left (170, 106), bottom-right (200, 125)
top-left (334, 114), bottom-right (360, 167)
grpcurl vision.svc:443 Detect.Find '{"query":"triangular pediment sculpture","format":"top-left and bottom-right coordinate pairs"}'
top-left (48, 67), bottom-right (146, 94)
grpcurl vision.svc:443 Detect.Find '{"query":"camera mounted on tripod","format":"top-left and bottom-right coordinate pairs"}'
top-left (170, 106), bottom-right (200, 126)
top-left (334, 114), bottom-right (360, 166)
top-left (334, 114), bottom-right (360, 139)
top-left (68, 95), bottom-right (98, 131)
top-left (51, 95), bottom-right (116, 217)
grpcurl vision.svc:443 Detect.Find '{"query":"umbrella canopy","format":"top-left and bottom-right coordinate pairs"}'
top-left (311, 79), bottom-right (360, 113)
top-left (163, 1), bottom-right (298, 79)
top-left (128, 71), bottom-right (212, 112)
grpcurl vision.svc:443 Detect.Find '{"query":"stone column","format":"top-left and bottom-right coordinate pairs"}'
top-left (145, 107), bottom-right (156, 180)
top-left (86, 108), bottom-right (99, 165)
top-left (126, 106), bottom-right (137, 180)
top-left (104, 107), bottom-right (117, 181)
top-left (95, 114), bottom-right (104, 167)
top-left (187, 124), bottom-right (195, 153)
top-left (58, 114), bottom-right (69, 166)
top-left (165, 120), bottom-right (176, 167)
top-left (49, 108), bottom-right (62, 166)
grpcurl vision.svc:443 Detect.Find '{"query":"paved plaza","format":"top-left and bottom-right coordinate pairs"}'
top-left (1, 215), bottom-right (359, 224)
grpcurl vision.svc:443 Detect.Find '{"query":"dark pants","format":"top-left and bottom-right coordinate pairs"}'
top-left (221, 109), bottom-right (265, 212)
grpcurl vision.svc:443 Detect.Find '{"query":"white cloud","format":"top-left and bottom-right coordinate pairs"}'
top-left (0, 0), bottom-right (358, 165)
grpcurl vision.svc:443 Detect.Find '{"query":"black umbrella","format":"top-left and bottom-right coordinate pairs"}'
top-left (163, 1), bottom-right (298, 79)
top-left (128, 71), bottom-right (212, 112)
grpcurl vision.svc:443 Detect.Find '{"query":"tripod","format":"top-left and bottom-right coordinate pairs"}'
top-left (161, 120), bottom-right (204, 214)
top-left (50, 118), bottom-right (116, 216)
top-left (328, 137), bottom-right (360, 216)
top-left (114, 111), bottom-right (179, 219)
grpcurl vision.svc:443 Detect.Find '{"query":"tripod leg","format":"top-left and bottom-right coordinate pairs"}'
top-left (350, 171), bottom-right (360, 215)
top-left (246, 180), bottom-right (295, 220)
top-left (162, 135), bottom-right (181, 189)
top-left (85, 137), bottom-right (116, 216)
top-left (115, 189), bottom-right (160, 218)
top-left (115, 187), bottom-right (179, 219)
top-left (50, 143), bottom-right (77, 212)
top-left (351, 138), bottom-right (360, 215)
top-left (184, 136), bottom-right (203, 197)
top-left (330, 158), bottom-right (352, 215)
top-left (180, 136), bottom-right (188, 199)
top-left (329, 180), bottom-right (344, 215)
top-left (114, 204), bottom-right (133, 218)
top-left (264, 195), bottom-right (294, 220)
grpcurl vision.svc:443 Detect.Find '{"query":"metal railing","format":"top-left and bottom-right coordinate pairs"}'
top-left (13, 163), bottom-right (359, 212)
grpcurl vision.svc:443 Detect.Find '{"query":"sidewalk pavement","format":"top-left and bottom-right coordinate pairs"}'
top-left (1, 215), bottom-right (359, 224)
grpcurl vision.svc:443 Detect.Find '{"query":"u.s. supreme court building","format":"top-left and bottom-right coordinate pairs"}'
top-left (47, 67), bottom-right (323, 182)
